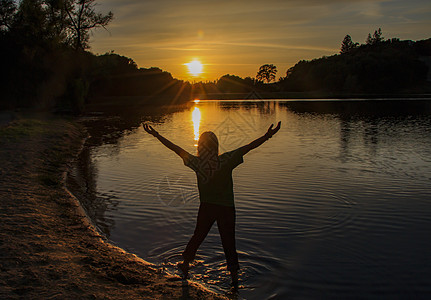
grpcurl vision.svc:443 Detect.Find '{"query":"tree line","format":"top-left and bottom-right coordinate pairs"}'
top-left (199, 30), bottom-right (430, 96)
top-left (280, 30), bottom-right (430, 94)
top-left (1, 1), bottom-right (430, 114)
top-left (182, 29), bottom-right (431, 98)
top-left (0, 0), bottom-right (190, 112)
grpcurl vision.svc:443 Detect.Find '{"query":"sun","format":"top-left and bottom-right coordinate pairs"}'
top-left (185, 59), bottom-right (203, 77)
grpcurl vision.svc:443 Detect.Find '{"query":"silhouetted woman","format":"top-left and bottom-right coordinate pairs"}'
top-left (143, 121), bottom-right (281, 288)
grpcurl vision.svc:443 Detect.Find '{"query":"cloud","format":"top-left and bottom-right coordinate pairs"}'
top-left (91, 0), bottom-right (431, 80)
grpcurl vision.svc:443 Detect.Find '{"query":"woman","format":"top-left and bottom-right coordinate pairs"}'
top-left (143, 121), bottom-right (281, 288)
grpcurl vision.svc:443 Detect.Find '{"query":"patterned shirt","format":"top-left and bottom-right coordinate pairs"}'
top-left (183, 149), bottom-right (244, 207)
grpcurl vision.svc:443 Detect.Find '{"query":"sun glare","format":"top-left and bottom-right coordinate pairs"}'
top-left (192, 107), bottom-right (201, 146)
top-left (185, 60), bottom-right (203, 77)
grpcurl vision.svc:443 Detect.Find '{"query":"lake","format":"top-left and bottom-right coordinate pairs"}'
top-left (68, 99), bottom-right (431, 299)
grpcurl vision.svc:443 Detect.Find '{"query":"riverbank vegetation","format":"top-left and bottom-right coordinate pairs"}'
top-left (0, 0), bottom-right (191, 112)
top-left (193, 32), bottom-right (431, 99)
top-left (1, 0), bottom-right (430, 113)
top-left (280, 34), bottom-right (431, 94)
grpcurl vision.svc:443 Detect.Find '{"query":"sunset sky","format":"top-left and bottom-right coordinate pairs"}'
top-left (91, 0), bottom-right (431, 81)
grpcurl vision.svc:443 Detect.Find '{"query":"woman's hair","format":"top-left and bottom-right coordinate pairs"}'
top-left (198, 131), bottom-right (219, 156)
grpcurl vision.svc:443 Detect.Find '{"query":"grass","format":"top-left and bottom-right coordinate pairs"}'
top-left (0, 119), bottom-right (49, 143)
top-left (0, 114), bottom-right (86, 187)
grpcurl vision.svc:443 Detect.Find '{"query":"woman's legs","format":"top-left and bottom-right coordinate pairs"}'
top-left (181, 203), bottom-right (239, 286)
top-left (217, 206), bottom-right (239, 286)
top-left (182, 203), bottom-right (216, 265)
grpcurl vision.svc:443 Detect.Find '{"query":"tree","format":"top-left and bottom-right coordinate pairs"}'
top-left (64, 0), bottom-right (113, 50)
top-left (340, 34), bottom-right (358, 54)
top-left (216, 74), bottom-right (251, 93)
top-left (256, 64), bottom-right (277, 83)
top-left (3, 0), bottom-right (113, 48)
top-left (44, 0), bottom-right (70, 42)
top-left (13, 0), bottom-right (49, 42)
top-left (366, 28), bottom-right (384, 45)
top-left (0, 0), bottom-right (16, 32)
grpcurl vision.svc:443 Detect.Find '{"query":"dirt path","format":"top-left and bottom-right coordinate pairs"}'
top-left (0, 115), bottom-right (224, 299)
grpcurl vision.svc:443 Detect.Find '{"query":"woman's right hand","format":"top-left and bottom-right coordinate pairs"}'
top-left (143, 124), bottom-right (159, 137)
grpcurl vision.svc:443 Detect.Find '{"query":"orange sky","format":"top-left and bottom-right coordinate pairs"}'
top-left (90, 0), bottom-right (431, 81)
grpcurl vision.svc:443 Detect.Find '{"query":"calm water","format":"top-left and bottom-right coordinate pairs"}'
top-left (69, 100), bottom-right (431, 299)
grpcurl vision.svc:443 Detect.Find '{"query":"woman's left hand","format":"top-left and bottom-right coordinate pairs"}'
top-left (265, 121), bottom-right (281, 138)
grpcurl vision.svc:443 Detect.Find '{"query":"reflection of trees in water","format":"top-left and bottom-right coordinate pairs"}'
top-left (339, 118), bottom-right (351, 161)
top-left (67, 146), bottom-right (118, 237)
top-left (278, 100), bottom-right (431, 162)
top-left (68, 104), bottom-right (191, 237)
top-left (362, 118), bottom-right (379, 155)
top-left (83, 104), bottom-right (191, 149)
top-left (339, 116), bottom-right (379, 162)
top-left (277, 99), bottom-right (431, 117)
top-left (214, 101), bottom-right (277, 151)
top-left (218, 100), bottom-right (277, 115)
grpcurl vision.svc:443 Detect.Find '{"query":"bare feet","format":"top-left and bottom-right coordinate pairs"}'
top-left (177, 261), bottom-right (190, 279)
top-left (230, 269), bottom-right (238, 289)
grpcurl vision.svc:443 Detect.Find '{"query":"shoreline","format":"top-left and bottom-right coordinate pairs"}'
top-left (192, 91), bottom-right (431, 101)
top-left (0, 114), bottom-right (224, 299)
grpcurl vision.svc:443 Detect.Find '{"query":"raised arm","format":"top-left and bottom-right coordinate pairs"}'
top-left (143, 124), bottom-right (189, 159)
top-left (238, 121), bottom-right (281, 156)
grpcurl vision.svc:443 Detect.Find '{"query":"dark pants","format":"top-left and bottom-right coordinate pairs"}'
top-left (182, 202), bottom-right (239, 271)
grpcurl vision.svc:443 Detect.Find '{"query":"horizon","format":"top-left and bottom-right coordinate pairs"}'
top-left (90, 0), bottom-right (431, 81)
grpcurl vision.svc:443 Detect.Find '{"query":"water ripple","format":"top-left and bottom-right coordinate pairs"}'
top-left (73, 100), bottom-right (431, 298)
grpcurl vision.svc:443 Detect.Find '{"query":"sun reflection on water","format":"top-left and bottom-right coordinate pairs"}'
top-left (192, 106), bottom-right (201, 146)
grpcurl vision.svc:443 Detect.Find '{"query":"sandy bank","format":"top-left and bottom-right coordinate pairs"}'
top-left (0, 114), bottom-right (224, 299)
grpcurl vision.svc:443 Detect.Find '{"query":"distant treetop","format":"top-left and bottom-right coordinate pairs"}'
top-left (340, 34), bottom-right (359, 54)
top-left (256, 64), bottom-right (277, 83)
top-left (366, 28), bottom-right (384, 45)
